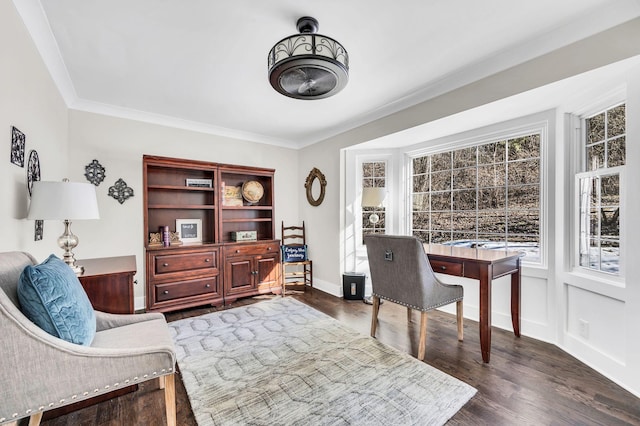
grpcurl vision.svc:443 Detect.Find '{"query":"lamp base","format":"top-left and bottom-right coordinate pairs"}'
top-left (59, 219), bottom-right (84, 275)
top-left (63, 259), bottom-right (84, 275)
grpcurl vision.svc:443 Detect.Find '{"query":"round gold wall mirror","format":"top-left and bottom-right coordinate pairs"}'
top-left (305, 167), bottom-right (326, 206)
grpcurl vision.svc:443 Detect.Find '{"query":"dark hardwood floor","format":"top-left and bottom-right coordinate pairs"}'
top-left (40, 289), bottom-right (640, 426)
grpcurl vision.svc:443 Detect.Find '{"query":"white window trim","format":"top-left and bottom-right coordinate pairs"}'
top-left (573, 167), bottom-right (625, 282)
top-left (355, 154), bottom-right (393, 256)
top-left (569, 95), bottom-right (627, 283)
top-left (403, 114), bottom-right (550, 268)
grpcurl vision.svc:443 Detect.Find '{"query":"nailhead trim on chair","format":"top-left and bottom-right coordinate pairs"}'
top-left (373, 293), bottom-right (463, 312)
top-left (3, 367), bottom-right (174, 422)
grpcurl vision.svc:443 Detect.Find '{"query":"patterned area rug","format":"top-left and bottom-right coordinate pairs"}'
top-left (169, 297), bottom-right (476, 425)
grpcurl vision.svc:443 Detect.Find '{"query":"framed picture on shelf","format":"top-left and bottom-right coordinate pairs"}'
top-left (176, 219), bottom-right (202, 243)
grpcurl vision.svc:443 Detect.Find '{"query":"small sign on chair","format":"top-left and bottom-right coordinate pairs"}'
top-left (282, 245), bottom-right (307, 262)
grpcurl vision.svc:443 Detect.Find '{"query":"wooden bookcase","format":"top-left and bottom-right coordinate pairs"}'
top-left (143, 155), bottom-right (278, 312)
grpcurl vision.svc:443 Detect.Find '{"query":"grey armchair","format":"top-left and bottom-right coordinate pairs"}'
top-left (364, 235), bottom-right (464, 361)
top-left (0, 252), bottom-right (176, 426)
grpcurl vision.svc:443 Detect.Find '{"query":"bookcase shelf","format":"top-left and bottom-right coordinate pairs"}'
top-left (142, 155), bottom-right (278, 312)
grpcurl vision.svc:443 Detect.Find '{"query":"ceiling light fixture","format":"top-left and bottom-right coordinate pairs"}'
top-left (268, 16), bottom-right (349, 100)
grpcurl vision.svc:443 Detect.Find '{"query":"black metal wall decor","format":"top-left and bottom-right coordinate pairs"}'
top-left (34, 220), bottom-right (43, 241)
top-left (108, 178), bottom-right (134, 204)
top-left (84, 159), bottom-right (106, 186)
top-left (26, 150), bottom-right (41, 196)
top-left (10, 126), bottom-right (26, 167)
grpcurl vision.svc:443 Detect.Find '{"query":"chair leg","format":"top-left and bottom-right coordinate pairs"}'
top-left (163, 373), bottom-right (177, 426)
top-left (456, 300), bottom-right (464, 341)
top-left (370, 295), bottom-right (380, 337)
top-left (418, 311), bottom-right (428, 361)
top-left (26, 412), bottom-right (43, 426)
top-left (406, 307), bottom-right (412, 322)
top-left (281, 263), bottom-right (286, 297)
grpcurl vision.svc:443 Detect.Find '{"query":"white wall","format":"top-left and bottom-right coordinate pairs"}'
top-left (66, 110), bottom-right (300, 309)
top-left (0, 0), bottom-right (68, 259)
top-left (1, 1), bottom-right (300, 311)
top-left (552, 64), bottom-right (640, 397)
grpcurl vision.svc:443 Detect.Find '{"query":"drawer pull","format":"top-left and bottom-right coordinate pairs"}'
top-left (267, 247), bottom-right (272, 251)
top-left (441, 266), bottom-right (447, 271)
top-left (204, 258), bottom-right (210, 262)
top-left (236, 249), bottom-right (240, 253)
top-left (205, 283), bottom-right (211, 288)
top-left (163, 290), bottom-right (169, 295)
top-left (162, 263), bottom-right (169, 267)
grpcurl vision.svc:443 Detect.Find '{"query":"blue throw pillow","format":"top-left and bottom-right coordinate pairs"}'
top-left (18, 254), bottom-right (96, 346)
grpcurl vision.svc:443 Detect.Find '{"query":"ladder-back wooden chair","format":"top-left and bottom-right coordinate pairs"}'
top-left (281, 221), bottom-right (313, 295)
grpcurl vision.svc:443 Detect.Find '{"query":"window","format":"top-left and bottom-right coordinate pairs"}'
top-left (362, 161), bottom-right (386, 240)
top-left (411, 133), bottom-right (542, 262)
top-left (577, 103), bottom-right (625, 275)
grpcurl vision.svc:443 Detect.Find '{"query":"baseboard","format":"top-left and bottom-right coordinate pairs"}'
top-left (135, 296), bottom-right (145, 312)
top-left (312, 278), bottom-right (342, 297)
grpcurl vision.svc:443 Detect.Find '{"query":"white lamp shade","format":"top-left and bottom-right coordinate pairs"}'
top-left (27, 181), bottom-right (100, 220)
top-left (361, 187), bottom-right (386, 208)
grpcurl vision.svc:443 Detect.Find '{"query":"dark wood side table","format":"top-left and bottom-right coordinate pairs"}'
top-left (77, 255), bottom-right (136, 314)
top-left (424, 244), bottom-right (522, 363)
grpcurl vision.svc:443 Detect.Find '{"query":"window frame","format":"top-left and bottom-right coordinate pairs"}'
top-left (405, 121), bottom-right (548, 267)
top-left (361, 160), bottom-right (388, 241)
top-left (572, 100), bottom-right (626, 280)
top-left (354, 154), bottom-right (393, 254)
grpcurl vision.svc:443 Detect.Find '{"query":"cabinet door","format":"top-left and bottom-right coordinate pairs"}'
top-left (224, 255), bottom-right (257, 297)
top-left (256, 254), bottom-right (280, 291)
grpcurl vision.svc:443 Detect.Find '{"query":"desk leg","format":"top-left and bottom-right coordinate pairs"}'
top-left (511, 259), bottom-right (521, 337)
top-left (479, 265), bottom-right (492, 363)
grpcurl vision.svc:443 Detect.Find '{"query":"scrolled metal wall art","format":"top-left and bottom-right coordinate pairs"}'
top-left (108, 178), bottom-right (134, 204)
top-left (84, 159), bottom-right (106, 186)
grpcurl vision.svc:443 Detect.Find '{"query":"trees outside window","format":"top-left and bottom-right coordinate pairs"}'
top-left (411, 134), bottom-right (542, 262)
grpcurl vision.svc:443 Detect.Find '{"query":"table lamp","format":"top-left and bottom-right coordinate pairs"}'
top-left (27, 179), bottom-right (100, 274)
top-left (361, 187), bottom-right (387, 224)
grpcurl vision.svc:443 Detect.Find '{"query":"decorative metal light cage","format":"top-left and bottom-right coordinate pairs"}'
top-left (268, 16), bottom-right (349, 100)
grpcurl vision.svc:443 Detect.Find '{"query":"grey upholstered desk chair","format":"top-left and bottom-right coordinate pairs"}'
top-left (0, 252), bottom-right (176, 426)
top-left (364, 235), bottom-right (464, 361)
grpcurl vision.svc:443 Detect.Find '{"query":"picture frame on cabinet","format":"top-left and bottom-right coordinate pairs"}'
top-left (176, 218), bottom-right (202, 243)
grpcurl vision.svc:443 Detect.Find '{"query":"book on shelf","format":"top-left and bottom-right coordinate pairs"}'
top-left (185, 178), bottom-right (212, 188)
top-left (222, 181), bottom-right (243, 206)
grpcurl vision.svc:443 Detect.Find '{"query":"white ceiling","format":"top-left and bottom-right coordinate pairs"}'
top-left (14, 0), bottom-right (640, 148)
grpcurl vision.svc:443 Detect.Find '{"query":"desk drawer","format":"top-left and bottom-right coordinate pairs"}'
top-left (155, 277), bottom-right (220, 302)
top-left (225, 241), bottom-right (279, 257)
top-left (429, 259), bottom-right (463, 276)
top-left (155, 251), bottom-right (216, 275)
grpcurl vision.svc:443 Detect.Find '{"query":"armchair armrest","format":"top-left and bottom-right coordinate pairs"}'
top-left (95, 310), bottom-right (166, 332)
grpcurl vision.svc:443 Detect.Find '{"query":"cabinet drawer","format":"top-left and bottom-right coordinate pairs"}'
top-left (155, 251), bottom-right (216, 274)
top-left (429, 259), bottom-right (463, 276)
top-left (225, 242), bottom-right (279, 257)
top-left (155, 277), bottom-right (219, 302)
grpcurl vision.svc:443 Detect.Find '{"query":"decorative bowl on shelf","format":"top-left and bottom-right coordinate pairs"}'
top-left (242, 180), bottom-right (264, 204)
